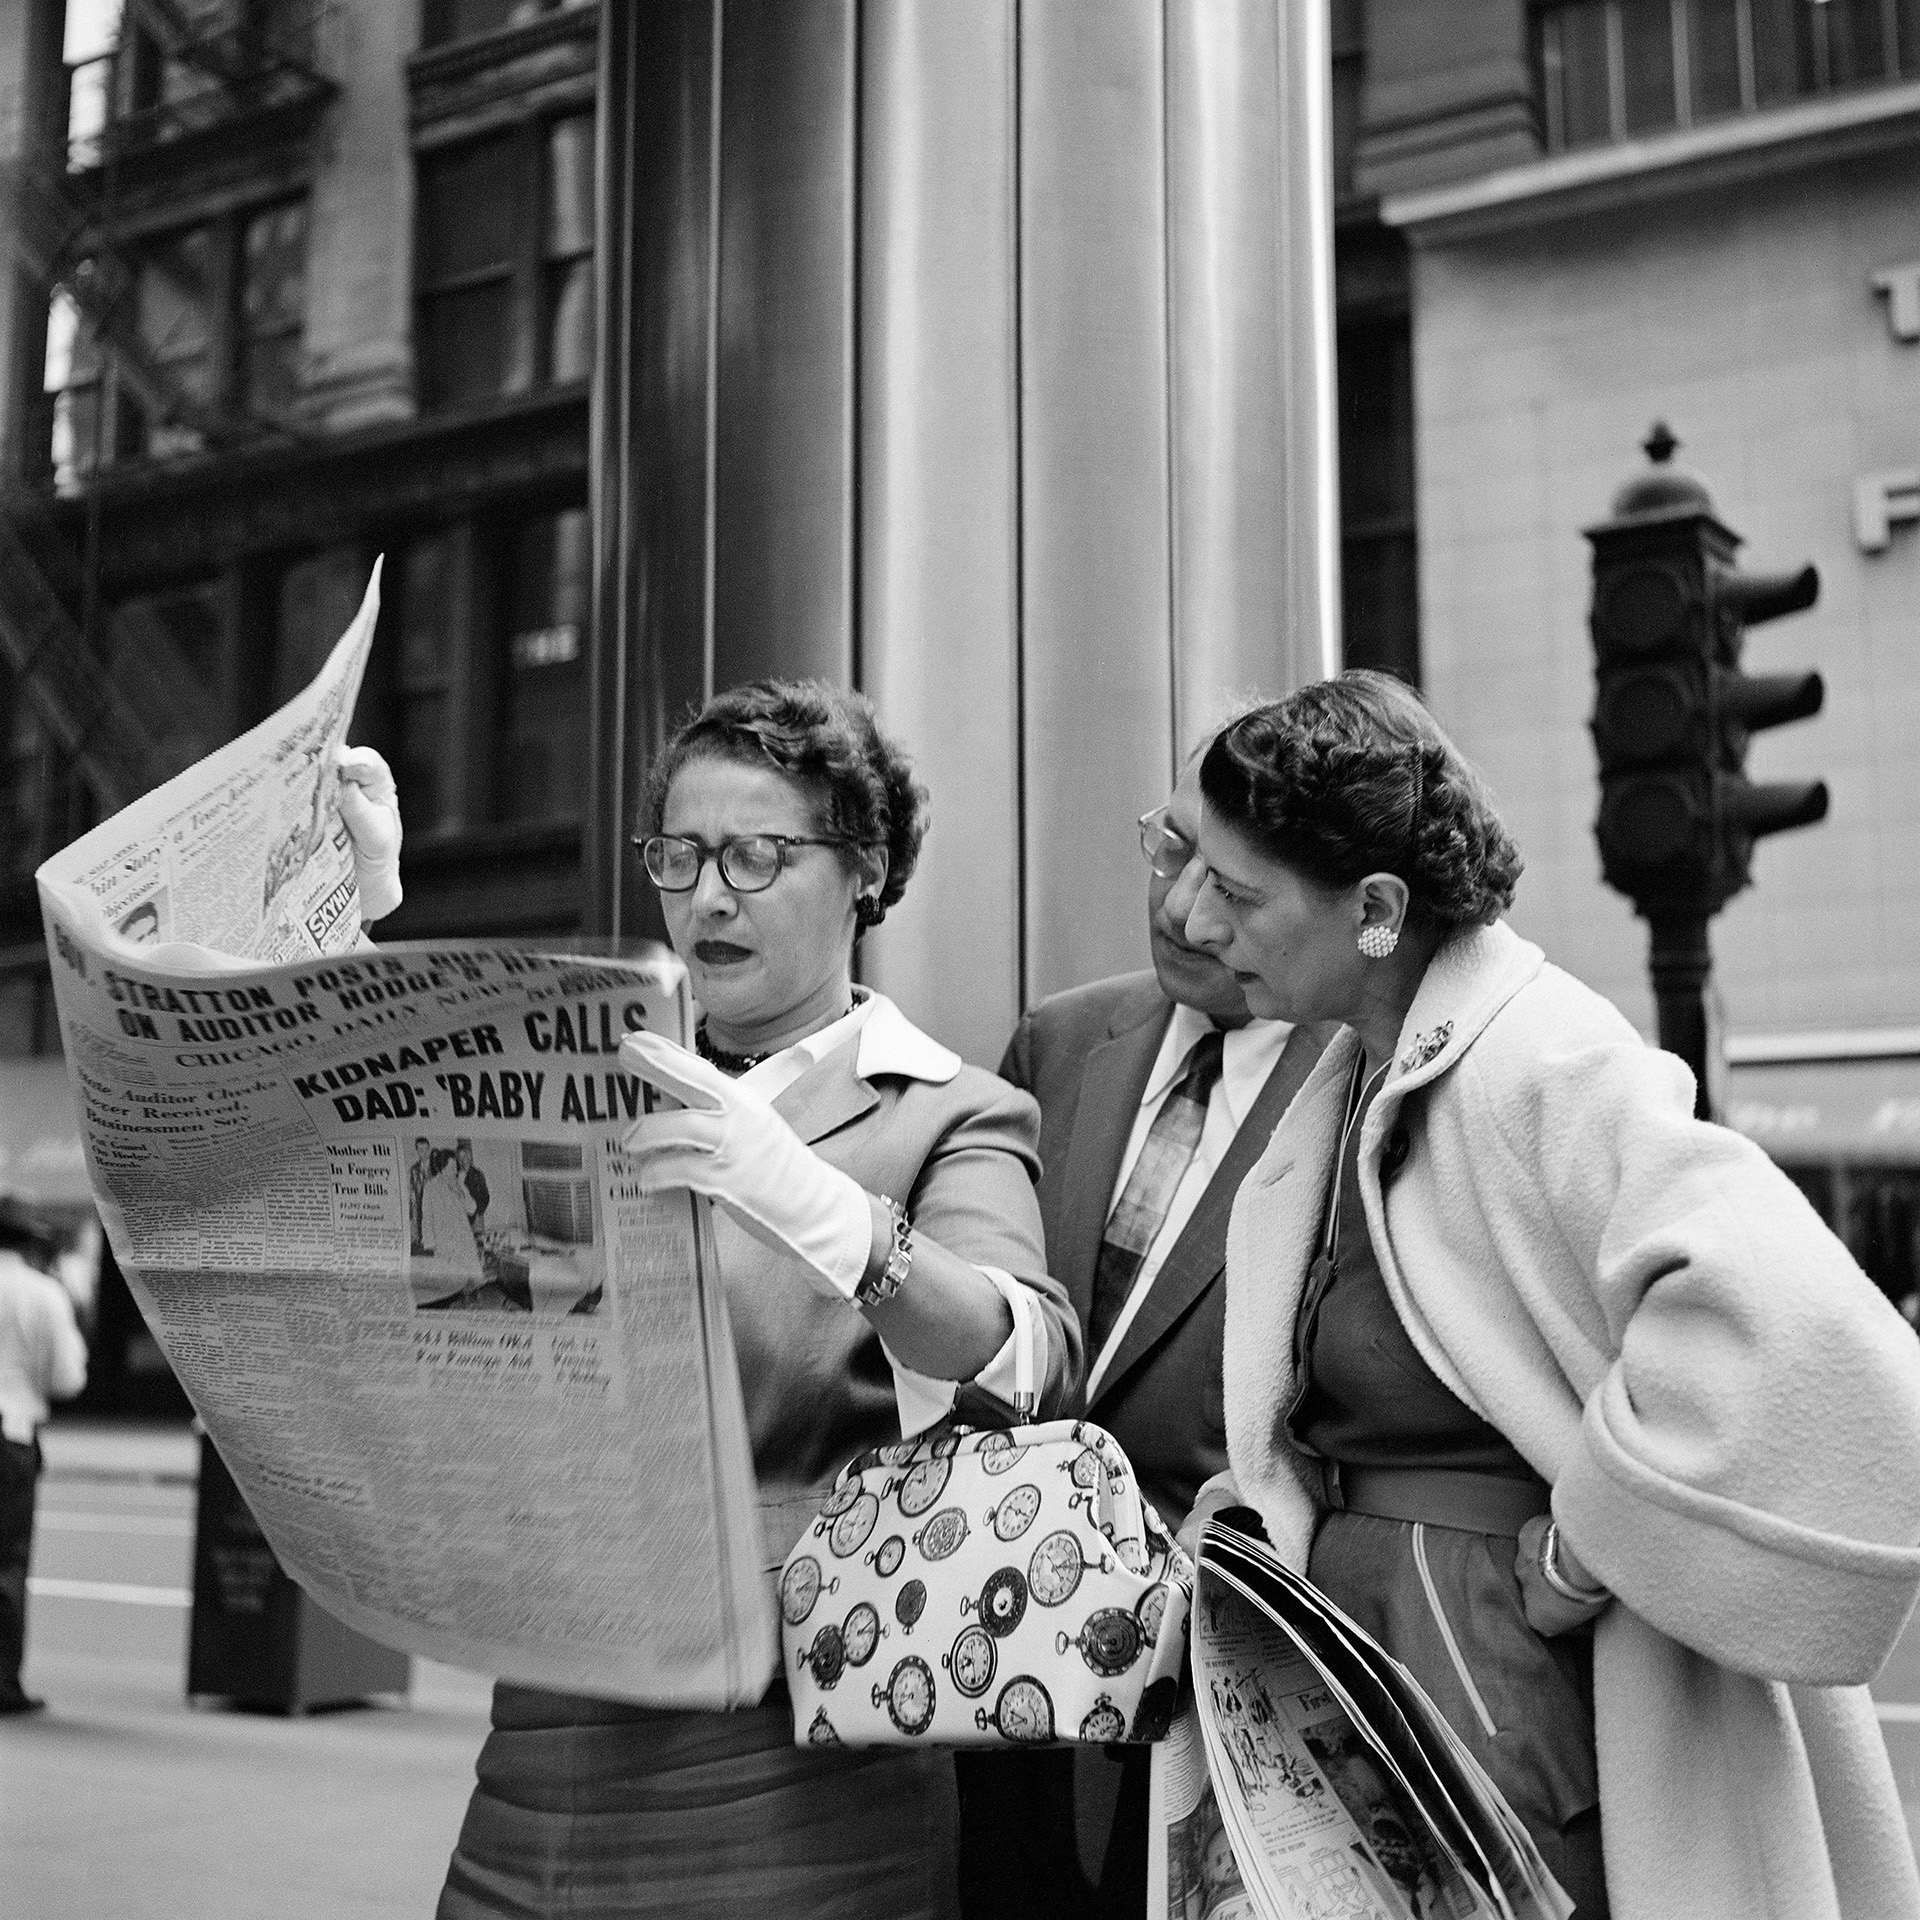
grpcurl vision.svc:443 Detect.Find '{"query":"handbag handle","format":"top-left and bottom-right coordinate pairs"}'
top-left (978, 1267), bottom-right (1038, 1419)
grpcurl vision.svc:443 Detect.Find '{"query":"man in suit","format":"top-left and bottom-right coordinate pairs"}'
top-left (956, 739), bottom-right (1332, 1920)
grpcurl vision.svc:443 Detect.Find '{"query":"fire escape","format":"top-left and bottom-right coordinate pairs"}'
top-left (2, 0), bottom-right (336, 816)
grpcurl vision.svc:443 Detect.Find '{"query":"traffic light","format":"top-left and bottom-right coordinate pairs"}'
top-left (1587, 428), bottom-right (1828, 923)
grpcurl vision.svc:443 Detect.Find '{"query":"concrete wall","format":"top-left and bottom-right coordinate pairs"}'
top-left (1406, 144), bottom-right (1920, 1037)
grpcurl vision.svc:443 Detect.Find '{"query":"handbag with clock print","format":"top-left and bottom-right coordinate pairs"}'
top-left (782, 1274), bottom-right (1194, 1750)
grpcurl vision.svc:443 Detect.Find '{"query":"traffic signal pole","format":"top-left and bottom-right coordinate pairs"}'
top-left (1646, 912), bottom-right (1714, 1120)
top-left (1586, 426), bottom-right (1828, 1121)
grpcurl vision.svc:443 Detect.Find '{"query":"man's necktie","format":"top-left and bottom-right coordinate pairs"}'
top-left (1087, 1028), bottom-right (1226, 1363)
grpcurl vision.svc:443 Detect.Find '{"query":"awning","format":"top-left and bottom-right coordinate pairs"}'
top-left (1726, 1055), bottom-right (1920, 1165)
top-left (0, 1058), bottom-right (90, 1208)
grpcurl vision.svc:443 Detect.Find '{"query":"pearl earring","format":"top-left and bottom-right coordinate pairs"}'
top-left (1358, 923), bottom-right (1399, 960)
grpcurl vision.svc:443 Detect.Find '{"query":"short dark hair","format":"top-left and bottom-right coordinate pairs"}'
top-left (1199, 671), bottom-right (1522, 930)
top-left (0, 1200), bottom-right (59, 1266)
top-left (642, 680), bottom-right (929, 928)
top-left (428, 1148), bottom-right (458, 1178)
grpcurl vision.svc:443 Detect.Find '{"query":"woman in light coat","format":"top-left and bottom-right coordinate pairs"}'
top-left (1176, 671), bottom-right (1920, 1920)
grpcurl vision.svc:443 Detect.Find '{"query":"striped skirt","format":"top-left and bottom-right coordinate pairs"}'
top-left (438, 1681), bottom-right (961, 1919)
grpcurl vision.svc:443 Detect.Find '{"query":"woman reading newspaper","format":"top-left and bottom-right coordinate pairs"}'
top-left (1168, 672), bottom-right (1920, 1920)
top-left (341, 683), bottom-right (1078, 1920)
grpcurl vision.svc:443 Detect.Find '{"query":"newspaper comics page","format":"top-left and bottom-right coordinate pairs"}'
top-left (1198, 1528), bottom-right (1574, 1920)
top-left (36, 560), bottom-right (382, 965)
top-left (1193, 1562), bottom-right (1497, 1920)
top-left (33, 909), bottom-right (778, 1710)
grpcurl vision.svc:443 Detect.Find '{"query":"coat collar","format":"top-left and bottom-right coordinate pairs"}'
top-left (1378, 919), bottom-right (1545, 1104)
top-left (775, 991), bottom-right (960, 1146)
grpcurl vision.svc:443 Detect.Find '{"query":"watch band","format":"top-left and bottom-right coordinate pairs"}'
top-left (855, 1195), bottom-right (913, 1309)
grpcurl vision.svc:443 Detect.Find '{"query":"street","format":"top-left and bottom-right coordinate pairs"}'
top-left (4, 1421), bottom-right (1920, 1916)
top-left (1, 1426), bottom-right (491, 1919)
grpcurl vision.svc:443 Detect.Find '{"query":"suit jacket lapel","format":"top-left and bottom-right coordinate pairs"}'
top-left (1090, 1020), bottom-right (1336, 1410)
top-left (1054, 999), bottom-right (1171, 1328)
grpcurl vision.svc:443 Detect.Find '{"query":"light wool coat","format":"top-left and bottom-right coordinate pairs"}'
top-left (1224, 919), bottom-right (1920, 1920)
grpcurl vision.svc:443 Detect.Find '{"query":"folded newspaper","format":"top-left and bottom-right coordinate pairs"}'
top-left (1150, 1521), bottom-right (1574, 1920)
top-left (33, 562), bottom-right (778, 1709)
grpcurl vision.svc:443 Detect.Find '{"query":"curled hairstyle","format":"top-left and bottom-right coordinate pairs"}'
top-left (643, 679), bottom-right (929, 929)
top-left (1199, 671), bottom-right (1522, 929)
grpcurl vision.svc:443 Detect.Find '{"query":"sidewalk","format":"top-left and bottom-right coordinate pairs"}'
top-left (7, 1418), bottom-right (492, 1920)
top-left (40, 1416), bottom-right (199, 1485)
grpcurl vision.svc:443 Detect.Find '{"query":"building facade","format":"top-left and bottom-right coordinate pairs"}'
top-left (1365, 0), bottom-right (1920, 1308)
top-left (0, 0), bottom-right (1413, 1402)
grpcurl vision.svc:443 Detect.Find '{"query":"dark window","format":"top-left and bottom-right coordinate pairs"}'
top-left (1337, 313), bottom-right (1419, 687)
top-left (496, 506), bottom-right (589, 824)
top-left (415, 115), bottom-right (595, 412)
top-left (380, 507), bottom-right (589, 834)
top-left (1535, 0), bottom-right (1920, 151)
top-left (240, 201), bottom-right (308, 418)
top-left (421, 0), bottom-right (595, 49)
top-left (39, 200), bottom-right (307, 484)
top-left (1619, 0), bottom-right (1677, 133)
top-left (395, 531), bottom-right (466, 836)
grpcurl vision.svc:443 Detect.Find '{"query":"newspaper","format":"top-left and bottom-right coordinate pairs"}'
top-left (46, 560), bottom-right (382, 964)
top-left (33, 567), bottom-right (778, 1710)
top-left (1157, 1523), bottom-right (1576, 1920)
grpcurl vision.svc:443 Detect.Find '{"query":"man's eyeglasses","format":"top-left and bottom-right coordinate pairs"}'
top-left (1137, 808), bottom-right (1196, 880)
top-left (634, 832), bottom-right (859, 895)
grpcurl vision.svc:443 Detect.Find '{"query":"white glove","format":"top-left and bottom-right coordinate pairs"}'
top-left (333, 745), bottom-right (403, 922)
top-left (620, 1029), bottom-right (873, 1301)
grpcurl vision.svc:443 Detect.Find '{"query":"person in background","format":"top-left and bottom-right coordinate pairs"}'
top-left (1184, 672), bottom-right (1920, 1920)
top-left (0, 1201), bottom-right (88, 1716)
top-left (455, 1141), bottom-right (489, 1235)
top-left (957, 738), bottom-right (1331, 1918)
top-left (408, 1136), bottom-right (432, 1254)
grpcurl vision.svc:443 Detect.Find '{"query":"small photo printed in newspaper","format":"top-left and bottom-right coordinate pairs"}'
top-left (115, 890), bottom-right (168, 945)
top-left (407, 1134), bottom-right (605, 1318)
top-left (1164, 1775), bottom-right (1257, 1919)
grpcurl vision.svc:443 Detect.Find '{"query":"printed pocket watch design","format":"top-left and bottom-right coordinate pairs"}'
top-left (960, 1566), bottom-right (1028, 1639)
top-left (1056, 1606), bottom-right (1144, 1677)
top-left (1136, 1581), bottom-right (1169, 1646)
top-left (819, 1482), bottom-right (863, 1520)
top-left (945, 1623), bottom-right (997, 1699)
top-left (867, 1535), bottom-right (905, 1578)
top-left (797, 1622), bottom-right (845, 1689)
top-left (913, 1505), bottom-right (970, 1562)
top-left (780, 1556), bottom-right (838, 1627)
top-left (895, 1578), bottom-right (927, 1632)
top-left (841, 1601), bottom-right (883, 1668)
top-left (1079, 1694), bottom-right (1127, 1744)
top-left (986, 1482), bottom-right (1042, 1542)
top-left (806, 1707), bottom-right (840, 1746)
top-left (873, 1654), bottom-right (936, 1736)
top-left (1028, 1527), bottom-right (1108, 1607)
top-left (826, 1490), bottom-right (881, 1559)
top-left (888, 1454), bottom-right (951, 1518)
top-left (974, 1674), bottom-right (1055, 1744)
top-left (977, 1430), bottom-right (1024, 1475)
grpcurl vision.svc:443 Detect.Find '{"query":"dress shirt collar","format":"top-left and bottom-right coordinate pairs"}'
top-left (739, 988), bottom-right (961, 1103)
top-left (1141, 1001), bottom-right (1293, 1131)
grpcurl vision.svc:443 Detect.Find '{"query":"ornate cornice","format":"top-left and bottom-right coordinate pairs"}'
top-left (47, 387), bottom-right (589, 584)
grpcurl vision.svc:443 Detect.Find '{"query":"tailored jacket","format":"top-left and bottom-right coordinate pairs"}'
top-left (735, 993), bottom-right (1080, 1572)
top-left (1000, 972), bottom-right (1330, 1530)
top-left (1225, 919), bottom-right (1920, 1920)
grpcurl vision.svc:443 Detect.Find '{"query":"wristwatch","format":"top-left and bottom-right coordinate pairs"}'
top-left (855, 1195), bottom-right (913, 1309)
